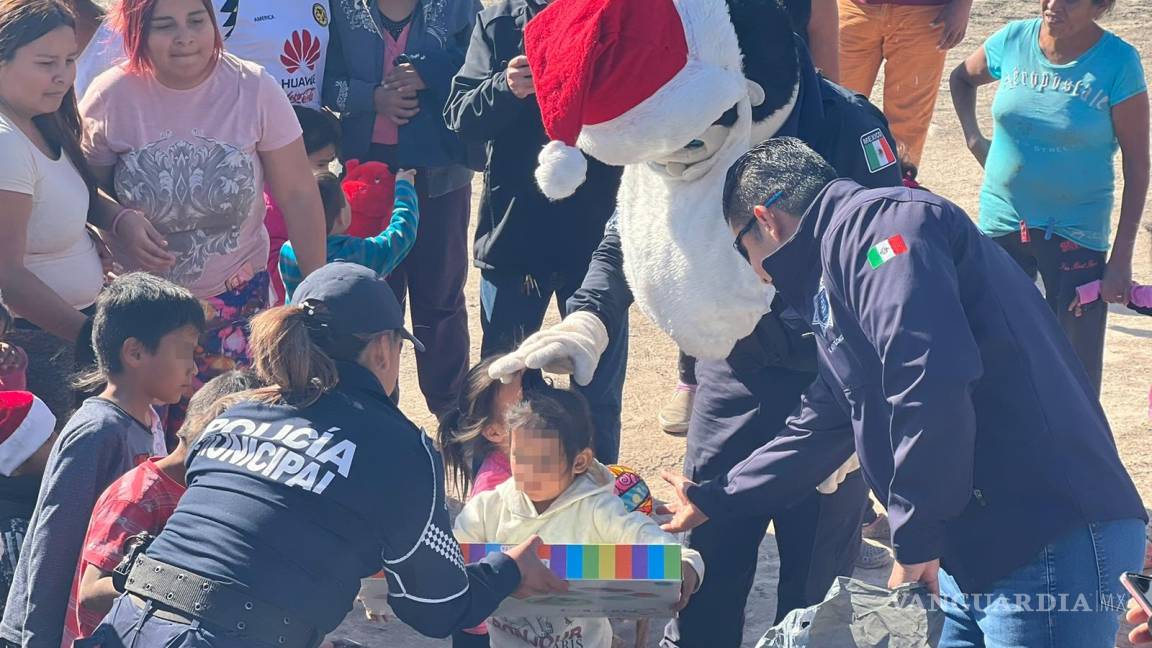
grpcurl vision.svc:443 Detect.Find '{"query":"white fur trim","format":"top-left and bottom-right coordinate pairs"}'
top-left (618, 98), bottom-right (776, 359)
top-left (0, 396), bottom-right (54, 477)
top-left (577, 0), bottom-right (747, 165)
top-left (536, 140), bottom-right (588, 200)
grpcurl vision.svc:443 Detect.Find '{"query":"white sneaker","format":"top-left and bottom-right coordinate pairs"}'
top-left (856, 539), bottom-right (893, 570)
top-left (657, 385), bottom-right (695, 436)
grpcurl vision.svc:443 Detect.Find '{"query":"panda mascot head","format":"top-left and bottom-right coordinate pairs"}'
top-left (525, 0), bottom-right (803, 359)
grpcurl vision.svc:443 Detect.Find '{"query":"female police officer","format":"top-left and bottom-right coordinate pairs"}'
top-left (92, 263), bottom-right (562, 647)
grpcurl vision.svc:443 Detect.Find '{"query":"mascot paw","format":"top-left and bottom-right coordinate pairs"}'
top-left (536, 140), bottom-right (588, 200)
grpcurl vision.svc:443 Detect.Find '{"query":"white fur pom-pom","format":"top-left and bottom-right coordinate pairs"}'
top-left (535, 140), bottom-right (588, 201)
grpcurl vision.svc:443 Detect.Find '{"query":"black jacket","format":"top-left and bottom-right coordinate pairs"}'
top-left (445, 0), bottom-right (622, 275)
top-left (566, 42), bottom-right (902, 373)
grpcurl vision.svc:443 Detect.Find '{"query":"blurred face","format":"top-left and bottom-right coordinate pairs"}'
top-left (0, 26), bottom-right (77, 121)
top-left (510, 427), bottom-right (577, 510)
top-left (130, 324), bottom-right (200, 405)
top-left (146, 0), bottom-right (216, 87)
top-left (481, 376), bottom-right (524, 454)
top-left (1041, 0), bottom-right (1108, 38)
top-left (309, 144), bottom-right (337, 173)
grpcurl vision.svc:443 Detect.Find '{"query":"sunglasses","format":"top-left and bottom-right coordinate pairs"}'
top-left (733, 190), bottom-right (784, 263)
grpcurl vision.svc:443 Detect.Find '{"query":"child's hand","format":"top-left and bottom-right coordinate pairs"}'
top-left (674, 563), bottom-right (699, 612)
top-left (0, 343), bottom-right (19, 371)
top-left (1068, 293), bottom-right (1085, 318)
top-left (396, 168), bottom-right (417, 185)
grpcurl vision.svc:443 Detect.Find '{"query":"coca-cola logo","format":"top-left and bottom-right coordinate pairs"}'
top-left (280, 30), bottom-right (321, 74)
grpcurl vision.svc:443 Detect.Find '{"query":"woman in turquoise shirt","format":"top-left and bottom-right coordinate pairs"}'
top-left (950, 0), bottom-right (1148, 394)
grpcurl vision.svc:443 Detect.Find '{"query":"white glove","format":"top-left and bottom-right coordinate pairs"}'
top-left (488, 311), bottom-right (610, 386)
top-left (816, 453), bottom-right (860, 495)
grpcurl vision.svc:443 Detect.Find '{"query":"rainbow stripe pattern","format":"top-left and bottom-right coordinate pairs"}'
top-left (461, 544), bottom-right (682, 581)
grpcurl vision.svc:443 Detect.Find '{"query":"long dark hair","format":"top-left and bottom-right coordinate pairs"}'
top-left (437, 358), bottom-right (548, 496)
top-left (0, 0), bottom-right (97, 206)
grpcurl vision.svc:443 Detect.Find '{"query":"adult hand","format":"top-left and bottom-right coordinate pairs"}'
top-left (113, 209), bottom-right (176, 272)
top-left (931, 0), bottom-right (971, 51)
top-left (674, 563), bottom-right (700, 612)
top-left (966, 135), bottom-right (990, 168)
top-left (374, 84), bottom-right (420, 126)
top-left (386, 62), bottom-right (427, 95)
top-left (488, 311), bottom-right (609, 386)
top-left (505, 536), bottom-right (568, 598)
top-left (658, 471), bottom-right (709, 534)
top-left (888, 558), bottom-right (941, 597)
top-left (1127, 598), bottom-right (1152, 645)
top-left (1101, 258), bottom-right (1134, 304)
top-left (0, 343), bottom-right (22, 373)
top-left (505, 56), bottom-right (535, 99)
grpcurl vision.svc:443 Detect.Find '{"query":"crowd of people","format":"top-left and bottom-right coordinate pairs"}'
top-left (0, 0), bottom-right (1148, 646)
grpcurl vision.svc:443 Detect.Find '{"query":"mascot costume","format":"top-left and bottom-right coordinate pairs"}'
top-left (492, 0), bottom-right (904, 644)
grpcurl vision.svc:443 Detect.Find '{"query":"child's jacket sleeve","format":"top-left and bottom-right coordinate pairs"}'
top-left (344, 179), bottom-right (420, 277)
top-left (590, 495), bottom-right (705, 591)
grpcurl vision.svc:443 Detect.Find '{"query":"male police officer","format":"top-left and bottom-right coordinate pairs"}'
top-left (662, 137), bottom-right (1147, 647)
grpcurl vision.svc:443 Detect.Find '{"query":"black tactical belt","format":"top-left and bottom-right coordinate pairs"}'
top-left (125, 554), bottom-right (319, 648)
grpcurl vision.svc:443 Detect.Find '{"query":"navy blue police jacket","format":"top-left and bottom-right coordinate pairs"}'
top-left (688, 179), bottom-right (1147, 592)
top-left (567, 40), bottom-right (902, 372)
top-left (145, 361), bottom-right (519, 638)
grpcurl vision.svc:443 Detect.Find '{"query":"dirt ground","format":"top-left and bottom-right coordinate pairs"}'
top-left (330, 2), bottom-right (1152, 645)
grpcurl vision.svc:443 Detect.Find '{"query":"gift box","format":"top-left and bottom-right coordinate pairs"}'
top-left (461, 543), bottom-right (683, 618)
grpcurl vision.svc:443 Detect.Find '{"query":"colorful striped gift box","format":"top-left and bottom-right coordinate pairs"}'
top-left (460, 543), bottom-right (682, 581)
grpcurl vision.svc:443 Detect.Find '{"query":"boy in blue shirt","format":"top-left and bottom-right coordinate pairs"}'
top-left (279, 170), bottom-right (420, 301)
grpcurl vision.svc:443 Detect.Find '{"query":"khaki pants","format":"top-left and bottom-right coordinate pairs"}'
top-left (837, 0), bottom-right (949, 167)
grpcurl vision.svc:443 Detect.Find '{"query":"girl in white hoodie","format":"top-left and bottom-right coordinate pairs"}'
top-left (454, 388), bottom-right (705, 648)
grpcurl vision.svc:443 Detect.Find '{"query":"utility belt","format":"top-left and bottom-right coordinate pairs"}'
top-left (123, 554), bottom-right (320, 648)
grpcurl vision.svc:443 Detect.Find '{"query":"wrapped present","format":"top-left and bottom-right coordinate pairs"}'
top-left (462, 543), bottom-right (682, 618)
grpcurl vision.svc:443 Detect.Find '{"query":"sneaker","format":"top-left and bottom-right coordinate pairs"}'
top-left (658, 385), bottom-right (695, 436)
top-left (856, 539), bottom-right (893, 570)
top-left (862, 511), bottom-right (890, 542)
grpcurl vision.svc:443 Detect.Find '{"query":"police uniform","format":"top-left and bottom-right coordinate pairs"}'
top-left (93, 265), bottom-right (520, 647)
top-left (563, 43), bottom-right (904, 647)
top-left (688, 177), bottom-right (1147, 644)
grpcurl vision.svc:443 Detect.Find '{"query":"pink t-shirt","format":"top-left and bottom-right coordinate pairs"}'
top-left (371, 26), bottom-right (411, 146)
top-left (80, 54), bottom-right (302, 299)
top-left (469, 450), bottom-right (512, 499)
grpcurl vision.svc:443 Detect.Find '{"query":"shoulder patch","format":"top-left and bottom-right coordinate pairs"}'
top-left (860, 129), bottom-right (897, 174)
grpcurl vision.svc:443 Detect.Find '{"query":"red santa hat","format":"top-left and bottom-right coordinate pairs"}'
top-left (525, 0), bottom-right (749, 199)
top-left (0, 391), bottom-right (55, 477)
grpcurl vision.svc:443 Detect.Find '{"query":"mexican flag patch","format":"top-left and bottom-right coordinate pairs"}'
top-left (860, 129), bottom-right (897, 174)
top-left (867, 235), bottom-right (907, 269)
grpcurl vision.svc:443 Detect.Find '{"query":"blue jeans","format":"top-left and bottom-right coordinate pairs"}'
top-left (84, 594), bottom-right (304, 648)
top-left (479, 270), bottom-right (627, 463)
top-left (938, 518), bottom-right (1145, 648)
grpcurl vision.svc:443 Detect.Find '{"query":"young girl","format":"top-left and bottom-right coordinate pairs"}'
top-left (454, 389), bottom-right (704, 648)
top-left (438, 358), bottom-right (548, 499)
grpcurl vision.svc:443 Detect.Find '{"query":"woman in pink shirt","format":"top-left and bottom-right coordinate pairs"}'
top-left (79, 0), bottom-right (326, 422)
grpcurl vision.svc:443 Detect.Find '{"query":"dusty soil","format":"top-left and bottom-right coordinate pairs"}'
top-left (330, 2), bottom-right (1152, 645)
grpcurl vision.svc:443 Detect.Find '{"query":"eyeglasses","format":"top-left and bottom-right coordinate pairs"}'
top-left (733, 190), bottom-right (784, 263)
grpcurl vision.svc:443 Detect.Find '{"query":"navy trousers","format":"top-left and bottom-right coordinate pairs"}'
top-left (661, 359), bottom-right (867, 648)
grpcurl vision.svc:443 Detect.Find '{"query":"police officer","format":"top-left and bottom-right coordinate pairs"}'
top-left (662, 137), bottom-right (1147, 647)
top-left (94, 263), bottom-right (563, 647)
top-left (491, 28), bottom-right (904, 648)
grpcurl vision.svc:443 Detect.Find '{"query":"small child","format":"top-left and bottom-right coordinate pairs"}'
top-left (64, 370), bottom-right (262, 643)
top-left (0, 273), bottom-right (204, 648)
top-left (439, 359), bottom-right (549, 499)
top-left (279, 169), bottom-right (420, 302)
top-left (0, 392), bottom-right (56, 616)
top-left (454, 389), bottom-right (704, 648)
top-left (266, 105), bottom-right (342, 305)
top-left (0, 301), bottom-right (27, 392)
